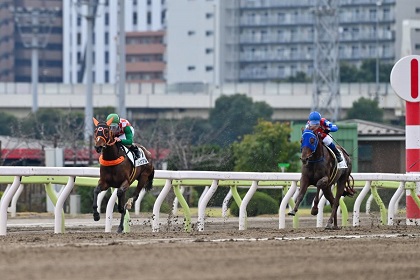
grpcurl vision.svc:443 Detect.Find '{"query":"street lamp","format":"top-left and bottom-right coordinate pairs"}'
top-left (11, 6), bottom-right (59, 113)
top-left (375, 1), bottom-right (382, 101)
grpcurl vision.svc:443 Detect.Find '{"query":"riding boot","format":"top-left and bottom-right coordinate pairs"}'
top-left (129, 145), bottom-right (141, 159)
top-left (328, 143), bottom-right (343, 162)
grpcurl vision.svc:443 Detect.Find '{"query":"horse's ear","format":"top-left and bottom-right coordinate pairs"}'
top-left (93, 117), bottom-right (99, 126)
top-left (106, 117), bottom-right (114, 126)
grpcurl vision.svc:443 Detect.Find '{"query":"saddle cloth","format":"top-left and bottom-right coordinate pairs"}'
top-left (337, 150), bottom-right (348, 169)
top-left (122, 146), bottom-right (149, 167)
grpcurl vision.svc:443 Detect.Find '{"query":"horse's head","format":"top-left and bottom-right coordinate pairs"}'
top-left (300, 129), bottom-right (320, 165)
top-left (93, 117), bottom-right (115, 151)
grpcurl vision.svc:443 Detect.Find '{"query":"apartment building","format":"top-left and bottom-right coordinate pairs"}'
top-left (167, 0), bottom-right (420, 84)
top-left (0, 0), bottom-right (62, 83)
top-left (126, 30), bottom-right (165, 83)
top-left (62, 0), bottom-right (166, 84)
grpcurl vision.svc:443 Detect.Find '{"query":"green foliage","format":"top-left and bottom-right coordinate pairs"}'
top-left (0, 112), bottom-right (19, 136)
top-left (229, 191), bottom-right (279, 217)
top-left (209, 94), bottom-right (273, 147)
top-left (94, 107), bottom-right (116, 121)
top-left (77, 186), bottom-right (96, 213)
top-left (340, 59), bottom-right (393, 83)
top-left (346, 97), bottom-right (384, 122)
top-left (140, 192), bottom-right (171, 213)
top-left (340, 62), bottom-right (360, 82)
top-left (232, 120), bottom-right (300, 172)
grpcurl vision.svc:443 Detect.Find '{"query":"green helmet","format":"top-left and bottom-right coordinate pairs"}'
top-left (106, 113), bottom-right (120, 124)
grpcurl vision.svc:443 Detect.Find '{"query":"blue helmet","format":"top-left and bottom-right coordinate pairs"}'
top-left (308, 111), bottom-right (321, 125)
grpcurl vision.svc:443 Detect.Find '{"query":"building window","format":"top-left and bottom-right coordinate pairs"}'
top-left (147, 12), bottom-right (151, 24)
top-left (105, 13), bottom-right (109, 26)
top-left (205, 48), bottom-right (213, 54)
top-left (105, 32), bottom-right (109, 44)
top-left (359, 145), bottom-right (373, 161)
top-left (188, 66), bottom-right (196, 71)
top-left (188, 31), bottom-right (195, 36)
top-left (133, 12), bottom-right (138, 25)
top-left (206, 66), bottom-right (213, 71)
top-left (76, 33), bottom-right (81, 45)
top-left (416, 7), bottom-right (420, 13)
top-left (206, 30), bottom-right (214, 36)
top-left (105, 70), bottom-right (109, 83)
top-left (105, 51), bottom-right (109, 64)
top-left (206, 13), bottom-right (213, 19)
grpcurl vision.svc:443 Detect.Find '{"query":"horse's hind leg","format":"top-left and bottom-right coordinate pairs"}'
top-left (324, 185), bottom-right (340, 230)
top-left (126, 169), bottom-right (154, 210)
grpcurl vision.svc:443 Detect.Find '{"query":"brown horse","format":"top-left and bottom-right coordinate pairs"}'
top-left (288, 128), bottom-right (355, 229)
top-left (92, 117), bottom-right (154, 233)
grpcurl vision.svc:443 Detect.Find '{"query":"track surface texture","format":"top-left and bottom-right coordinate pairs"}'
top-left (1, 214), bottom-right (420, 280)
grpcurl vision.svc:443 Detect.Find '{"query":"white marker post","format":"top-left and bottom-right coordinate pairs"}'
top-left (390, 55), bottom-right (420, 224)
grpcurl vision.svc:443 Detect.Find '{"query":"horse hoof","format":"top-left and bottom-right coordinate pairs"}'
top-left (311, 208), bottom-right (318, 216)
top-left (93, 213), bottom-right (100, 221)
top-left (325, 223), bottom-right (339, 230)
top-left (117, 226), bottom-right (123, 234)
top-left (288, 211), bottom-right (296, 216)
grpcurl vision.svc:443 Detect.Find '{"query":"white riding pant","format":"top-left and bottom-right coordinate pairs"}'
top-left (323, 134), bottom-right (333, 145)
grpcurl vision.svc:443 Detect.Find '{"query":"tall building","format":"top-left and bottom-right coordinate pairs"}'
top-left (166, 0), bottom-right (220, 87)
top-left (166, 0), bottom-right (420, 85)
top-left (0, 0), bottom-right (62, 83)
top-left (126, 30), bottom-right (165, 83)
top-left (62, 0), bottom-right (166, 84)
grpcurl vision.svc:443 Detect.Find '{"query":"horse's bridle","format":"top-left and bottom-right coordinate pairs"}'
top-left (94, 124), bottom-right (116, 147)
top-left (301, 130), bottom-right (324, 162)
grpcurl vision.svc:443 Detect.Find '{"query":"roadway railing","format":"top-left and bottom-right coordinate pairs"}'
top-left (0, 167), bottom-right (420, 236)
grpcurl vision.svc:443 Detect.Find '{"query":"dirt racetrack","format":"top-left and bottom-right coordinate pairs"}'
top-left (1, 214), bottom-right (420, 280)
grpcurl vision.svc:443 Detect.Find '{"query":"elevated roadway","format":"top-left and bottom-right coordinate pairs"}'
top-left (0, 82), bottom-right (404, 121)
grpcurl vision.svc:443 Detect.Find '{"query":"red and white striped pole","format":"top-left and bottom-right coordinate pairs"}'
top-left (391, 55), bottom-right (420, 224)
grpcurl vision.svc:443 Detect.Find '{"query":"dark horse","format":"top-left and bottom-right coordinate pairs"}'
top-left (92, 117), bottom-right (154, 233)
top-left (288, 129), bottom-right (355, 229)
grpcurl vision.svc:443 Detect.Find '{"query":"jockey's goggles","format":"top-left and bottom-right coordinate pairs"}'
top-left (109, 123), bottom-right (119, 133)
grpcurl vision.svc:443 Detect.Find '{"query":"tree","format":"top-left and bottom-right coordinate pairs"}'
top-left (340, 62), bottom-right (359, 82)
top-left (232, 120), bottom-right (300, 172)
top-left (346, 97), bottom-right (384, 123)
top-left (0, 112), bottom-right (19, 136)
top-left (209, 94), bottom-right (273, 147)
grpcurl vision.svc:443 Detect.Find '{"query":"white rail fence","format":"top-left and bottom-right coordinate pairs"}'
top-left (1, 167), bottom-right (420, 236)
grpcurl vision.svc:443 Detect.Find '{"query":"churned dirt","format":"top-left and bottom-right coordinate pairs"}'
top-left (1, 214), bottom-right (420, 280)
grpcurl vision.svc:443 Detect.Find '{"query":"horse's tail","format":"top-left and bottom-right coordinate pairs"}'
top-left (145, 168), bottom-right (154, 191)
top-left (344, 174), bottom-right (356, 197)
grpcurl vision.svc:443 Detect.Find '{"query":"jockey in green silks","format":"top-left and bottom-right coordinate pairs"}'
top-left (106, 113), bottom-right (141, 159)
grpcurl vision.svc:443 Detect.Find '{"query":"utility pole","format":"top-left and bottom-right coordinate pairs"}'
top-left (311, 0), bottom-right (340, 121)
top-left (75, 0), bottom-right (100, 142)
top-left (375, 1), bottom-right (382, 101)
top-left (117, 0), bottom-right (126, 118)
top-left (12, 6), bottom-right (59, 113)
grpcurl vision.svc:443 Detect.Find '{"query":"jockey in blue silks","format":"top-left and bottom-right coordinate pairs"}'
top-left (305, 111), bottom-right (343, 163)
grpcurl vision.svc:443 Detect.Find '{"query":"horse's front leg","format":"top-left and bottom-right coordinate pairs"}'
top-left (311, 187), bottom-right (321, 216)
top-left (116, 181), bottom-right (130, 233)
top-left (93, 185), bottom-right (105, 221)
top-left (288, 178), bottom-right (309, 216)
